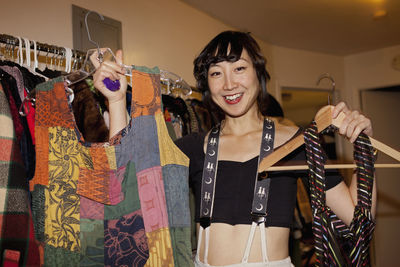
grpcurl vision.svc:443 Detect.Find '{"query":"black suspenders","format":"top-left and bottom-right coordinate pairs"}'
top-left (199, 119), bottom-right (275, 228)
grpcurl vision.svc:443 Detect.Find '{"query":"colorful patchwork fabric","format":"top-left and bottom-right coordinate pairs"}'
top-left (0, 84), bottom-right (41, 266)
top-left (31, 67), bottom-right (193, 266)
top-left (304, 121), bottom-right (375, 266)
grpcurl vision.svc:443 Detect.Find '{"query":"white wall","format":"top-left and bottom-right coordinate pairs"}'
top-left (0, 0), bottom-right (275, 86)
top-left (269, 46), bottom-right (344, 101)
top-left (344, 44), bottom-right (400, 108)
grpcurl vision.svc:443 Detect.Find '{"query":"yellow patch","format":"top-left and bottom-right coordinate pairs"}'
top-left (144, 227), bottom-right (174, 267)
top-left (105, 146), bottom-right (117, 170)
top-left (155, 113), bottom-right (189, 167)
top-left (45, 126), bottom-right (81, 251)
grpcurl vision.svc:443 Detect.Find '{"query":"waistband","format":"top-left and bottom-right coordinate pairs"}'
top-left (196, 222), bottom-right (293, 266)
top-left (194, 256), bottom-right (293, 267)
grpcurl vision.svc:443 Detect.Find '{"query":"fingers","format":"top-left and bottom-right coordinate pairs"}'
top-left (334, 102), bottom-right (373, 142)
top-left (115, 49), bottom-right (123, 65)
top-left (92, 49), bottom-right (128, 104)
top-left (93, 62), bottom-right (118, 91)
top-left (93, 52), bottom-right (125, 86)
top-left (332, 101), bottom-right (349, 118)
top-left (113, 50), bottom-right (128, 93)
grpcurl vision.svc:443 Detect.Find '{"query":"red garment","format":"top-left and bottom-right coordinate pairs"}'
top-left (23, 88), bottom-right (36, 145)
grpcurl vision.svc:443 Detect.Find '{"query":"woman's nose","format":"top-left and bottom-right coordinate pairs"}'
top-left (223, 73), bottom-right (236, 90)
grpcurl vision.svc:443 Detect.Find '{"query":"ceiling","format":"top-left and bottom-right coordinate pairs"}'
top-left (181, 0), bottom-right (400, 56)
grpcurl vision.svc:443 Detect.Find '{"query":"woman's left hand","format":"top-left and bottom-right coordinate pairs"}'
top-left (332, 102), bottom-right (373, 143)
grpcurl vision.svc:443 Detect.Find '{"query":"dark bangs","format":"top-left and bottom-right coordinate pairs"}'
top-left (194, 32), bottom-right (250, 93)
top-left (206, 35), bottom-right (245, 66)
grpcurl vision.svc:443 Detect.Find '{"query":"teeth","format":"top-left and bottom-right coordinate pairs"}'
top-left (224, 93), bottom-right (242, 101)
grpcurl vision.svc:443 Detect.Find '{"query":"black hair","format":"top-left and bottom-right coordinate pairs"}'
top-left (193, 31), bottom-right (271, 122)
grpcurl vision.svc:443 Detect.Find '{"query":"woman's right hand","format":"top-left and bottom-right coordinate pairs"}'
top-left (92, 49), bottom-right (129, 138)
top-left (93, 49), bottom-right (128, 104)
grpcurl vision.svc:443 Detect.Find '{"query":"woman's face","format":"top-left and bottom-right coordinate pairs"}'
top-left (207, 49), bottom-right (260, 119)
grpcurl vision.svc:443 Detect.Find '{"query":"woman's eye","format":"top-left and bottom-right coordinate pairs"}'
top-left (235, 66), bottom-right (246, 72)
top-left (209, 71), bottom-right (221, 77)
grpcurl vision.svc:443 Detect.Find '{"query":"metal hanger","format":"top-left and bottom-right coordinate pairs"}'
top-left (64, 10), bottom-right (125, 90)
top-left (160, 70), bottom-right (192, 97)
top-left (316, 73), bottom-right (335, 105)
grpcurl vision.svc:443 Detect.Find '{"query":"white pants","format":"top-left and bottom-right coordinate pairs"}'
top-left (195, 222), bottom-right (294, 267)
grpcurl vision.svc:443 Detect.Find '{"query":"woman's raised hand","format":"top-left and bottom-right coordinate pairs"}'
top-left (332, 102), bottom-right (373, 143)
top-left (92, 49), bottom-right (129, 138)
top-left (93, 49), bottom-right (128, 104)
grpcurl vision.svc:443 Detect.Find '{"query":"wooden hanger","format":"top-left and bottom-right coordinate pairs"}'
top-left (259, 105), bottom-right (400, 172)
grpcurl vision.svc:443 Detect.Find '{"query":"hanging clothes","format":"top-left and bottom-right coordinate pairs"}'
top-left (162, 94), bottom-right (191, 138)
top-left (0, 69), bottom-right (36, 180)
top-left (69, 77), bottom-right (109, 143)
top-left (30, 66), bottom-right (193, 266)
top-left (304, 121), bottom-right (375, 266)
top-left (189, 99), bottom-right (214, 132)
top-left (0, 83), bottom-right (41, 266)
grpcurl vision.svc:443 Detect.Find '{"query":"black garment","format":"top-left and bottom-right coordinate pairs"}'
top-left (190, 99), bottom-right (215, 132)
top-left (175, 132), bottom-right (342, 228)
top-left (35, 67), bottom-right (62, 79)
top-left (162, 94), bottom-right (191, 136)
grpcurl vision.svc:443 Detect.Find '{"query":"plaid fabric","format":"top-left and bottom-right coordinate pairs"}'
top-left (0, 83), bottom-right (41, 266)
top-left (304, 121), bottom-right (375, 266)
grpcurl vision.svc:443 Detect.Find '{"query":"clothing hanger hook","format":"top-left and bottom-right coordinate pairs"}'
top-left (316, 73), bottom-right (336, 105)
top-left (84, 10), bottom-right (105, 62)
top-left (11, 39), bottom-right (16, 61)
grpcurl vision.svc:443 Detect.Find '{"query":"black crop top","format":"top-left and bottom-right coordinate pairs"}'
top-left (175, 132), bottom-right (342, 228)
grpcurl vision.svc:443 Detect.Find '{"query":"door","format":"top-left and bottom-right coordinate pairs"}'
top-left (360, 89), bottom-right (400, 267)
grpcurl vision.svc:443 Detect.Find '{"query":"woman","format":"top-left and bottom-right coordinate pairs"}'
top-left (94, 31), bottom-right (376, 267)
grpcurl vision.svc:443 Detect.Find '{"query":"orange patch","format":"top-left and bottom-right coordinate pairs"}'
top-left (131, 71), bottom-right (161, 118)
top-left (30, 126), bottom-right (49, 189)
top-left (0, 139), bottom-right (13, 161)
top-left (77, 146), bottom-right (112, 203)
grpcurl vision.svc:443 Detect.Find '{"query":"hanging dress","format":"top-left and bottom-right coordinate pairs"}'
top-left (304, 121), bottom-right (375, 266)
top-left (30, 66), bottom-right (193, 266)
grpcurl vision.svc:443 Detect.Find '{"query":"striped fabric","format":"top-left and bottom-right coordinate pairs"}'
top-left (304, 121), bottom-right (375, 266)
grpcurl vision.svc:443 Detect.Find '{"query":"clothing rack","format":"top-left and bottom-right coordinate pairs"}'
top-left (0, 33), bottom-right (86, 60)
top-left (1, 32), bottom-right (202, 105)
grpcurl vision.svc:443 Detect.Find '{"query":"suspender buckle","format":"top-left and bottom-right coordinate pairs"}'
top-left (251, 213), bottom-right (267, 225)
top-left (199, 217), bottom-right (211, 228)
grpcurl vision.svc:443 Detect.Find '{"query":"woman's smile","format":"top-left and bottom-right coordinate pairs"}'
top-left (223, 93), bottom-right (244, 104)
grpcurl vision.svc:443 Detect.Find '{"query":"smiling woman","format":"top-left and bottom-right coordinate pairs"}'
top-left (174, 31), bottom-right (375, 267)
top-left (193, 31), bottom-right (270, 123)
top-left (207, 49), bottom-right (260, 118)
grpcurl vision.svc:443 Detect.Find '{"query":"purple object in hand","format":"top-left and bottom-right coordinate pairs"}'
top-left (103, 78), bottom-right (120, 91)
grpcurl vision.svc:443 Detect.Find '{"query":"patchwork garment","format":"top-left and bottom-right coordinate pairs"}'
top-left (304, 121), bottom-right (375, 266)
top-left (0, 83), bottom-right (41, 266)
top-left (30, 66), bottom-right (193, 266)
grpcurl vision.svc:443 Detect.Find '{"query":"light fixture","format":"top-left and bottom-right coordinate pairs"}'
top-left (373, 9), bottom-right (387, 19)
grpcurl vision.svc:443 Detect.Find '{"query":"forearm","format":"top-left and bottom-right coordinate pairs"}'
top-left (108, 99), bottom-right (128, 139)
top-left (349, 171), bottom-right (377, 218)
